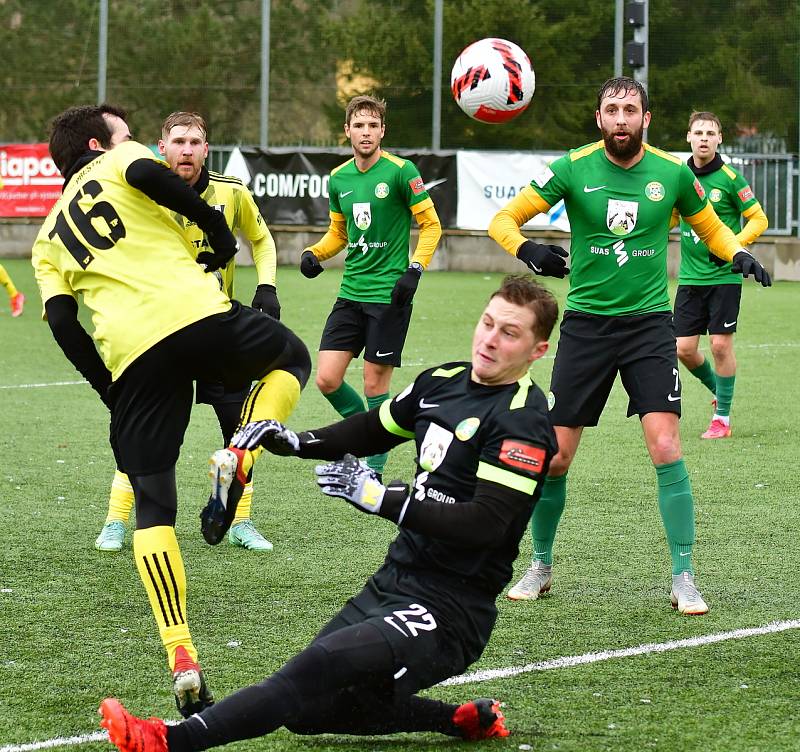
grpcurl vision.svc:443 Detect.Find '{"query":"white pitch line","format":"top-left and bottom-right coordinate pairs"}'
top-left (0, 380), bottom-right (87, 390)
top-left (440, 618), bottom-right (800, 686)
top-left (0, 732), bottom-right (107, 752)
top-left (3, 619), bottom-right (799, 752)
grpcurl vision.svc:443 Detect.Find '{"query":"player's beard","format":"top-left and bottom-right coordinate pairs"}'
top-left (602, 122), bottom-right (644, 161)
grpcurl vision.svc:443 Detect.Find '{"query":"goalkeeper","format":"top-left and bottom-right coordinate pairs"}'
top-left (100, 275), bottom-right (558, 749)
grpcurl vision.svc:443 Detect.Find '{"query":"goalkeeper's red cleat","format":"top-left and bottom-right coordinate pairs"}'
top-left (453, 698), bottom-right (510, 740)
top-left (99, 698), bottom-right (168, 752)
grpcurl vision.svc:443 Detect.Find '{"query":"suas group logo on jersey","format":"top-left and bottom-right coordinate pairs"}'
top-left (353, 202), bottom-right (371, 231)
top-left (606, 199), bottom-right (638, 236)
top-left (644, 181), bottom-right (665, 202)
top-left (374, 182), bottom-right (389, 199)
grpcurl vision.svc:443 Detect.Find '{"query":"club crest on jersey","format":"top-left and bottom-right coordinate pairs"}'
top-left (375, 182), bottom-right (389, 199)
top-left (419, 423), bottom-right (453, 472)
top-left (455, 417), bottom-right (480, 441)
top-left (606, 199), bottom-right (638, 236)
top-left (644, 181), bottom-right (665, 202)
top-left (709, 189), bottom-right (722, 202)
top-left (353, 202), bottom-right (371, 231)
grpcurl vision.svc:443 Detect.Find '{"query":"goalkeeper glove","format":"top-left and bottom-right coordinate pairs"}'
top-left (732, 250), bottom-right (771, 287)
top-left (315, 454), bottom-right (386, 514)
top-left (231, 419), bottom-right (301, 455)
top-left (252, 284), bottom-right (281, 319)
top-left (516, 240), bottom-right (570, 278)
top-left (390, 262), bottom-right (423, 306)
top-left (300, 250), bottom-right (324, 278)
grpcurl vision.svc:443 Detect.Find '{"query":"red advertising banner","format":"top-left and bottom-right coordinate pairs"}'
top-left (0, 143), bottom-right (63, 217)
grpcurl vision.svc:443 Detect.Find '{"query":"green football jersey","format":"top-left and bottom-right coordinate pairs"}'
top-left (329, 151), bottom-right (431, 303)
top-left (678, 162), bottom-right (757, 286)
top-left (530, 141), bottom-right (708, 316)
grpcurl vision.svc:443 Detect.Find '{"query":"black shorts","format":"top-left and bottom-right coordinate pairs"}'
top-left (319, 298), bottom-right (412, 367)
top-left (311, 562), bottom-right (495, 697)
top-left (195, 381), bottom-right (250, 406)
top-left (108, 302), bottom-right (299, 475)
top-left (673, 284), bottom-right (742, 336)
top-left (549, 310), bottom-right (681, 426)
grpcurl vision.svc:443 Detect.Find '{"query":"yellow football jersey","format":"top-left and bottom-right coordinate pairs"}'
top-left (32, 141), bottom-right (230, 380)
top-left (170, 171), bottom-right (275, 299)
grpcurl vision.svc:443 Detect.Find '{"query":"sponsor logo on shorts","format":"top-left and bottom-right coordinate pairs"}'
top-left (499, 440), bottom-right (546, 473)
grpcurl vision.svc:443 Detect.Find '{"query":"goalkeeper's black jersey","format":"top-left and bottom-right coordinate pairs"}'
top-left (378, 361), bottom-right (557, 597)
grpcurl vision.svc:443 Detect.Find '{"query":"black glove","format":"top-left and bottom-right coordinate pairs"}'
top-left (196, 222), bottom-right (239, 272)
top-left (707, 251), bottom-right (727, 268)
top-left (231, 419), bottom-right (301, 455)
top-left (391, 263), bottom-right (423, 306)
top-left (252, 284), bottom-right (281, 319)
top-left (516, 240), bottom-right (570, 278)
top-left (300, 250), bottom-right (324, 278)
top-left (315, 454), bottom-right (386, 514)
top-left (732, 250), bottom-right (771, 287)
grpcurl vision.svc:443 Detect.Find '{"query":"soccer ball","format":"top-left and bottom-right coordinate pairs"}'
top-left (450, 38), bottom-right (535, 124)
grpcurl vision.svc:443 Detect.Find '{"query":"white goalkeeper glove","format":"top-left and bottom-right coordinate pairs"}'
top-left (231, 419), bottom-right (301, 455)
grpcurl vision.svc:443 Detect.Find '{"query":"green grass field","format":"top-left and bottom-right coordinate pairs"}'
top-left (1, 257), bottom-right (799, 752)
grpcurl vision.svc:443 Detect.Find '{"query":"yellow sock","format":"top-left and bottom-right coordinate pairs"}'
top-left (233, 369), bottom-right (301, 478)
top-left (0, 263), bottom-right (18, 298)
top-left (240, 369), bottom-right (301, 425)
top-left (133, 526), bottom-right (196, 668)
top-left (106, 470), bottom-right (134, 523)
top-left (232, 480), bottom-right (254, 525)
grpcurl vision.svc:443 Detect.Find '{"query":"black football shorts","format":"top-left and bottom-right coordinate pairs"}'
top-left (673, 284), bottom-right (742, 336)
top-left (549, 310), bottom-right (681, 426)
top-left (319, 298), bottom-right (412, 367)
top-left (109, 302), bottom-right (301, 475)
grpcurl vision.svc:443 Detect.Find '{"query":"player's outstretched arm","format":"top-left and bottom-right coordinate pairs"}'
top-left (231, 408), bottom-right (408, 460)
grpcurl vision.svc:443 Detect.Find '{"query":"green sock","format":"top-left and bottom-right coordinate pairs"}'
top-left (323, 382), bottom-right (365, 418)
top-left (714, 374), bottom-right (736, 417)
top-left (531, 474), bottom-right (567, 566)
top-left (365, 393), bottom-right (390, 475)
top-left (655, 459), bottom-right (695, 575)
top-left (690, 359), bottom-right (717, 396)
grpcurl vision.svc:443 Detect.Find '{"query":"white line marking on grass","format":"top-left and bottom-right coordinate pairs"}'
top-left (440, 618), bottom-right (800, 686)
top-left (0, 731), bottom-right (107, 752)
top-left (0, 380), bottom-right (87, 390)
top-left (5, 620), bottom-right (799, 750)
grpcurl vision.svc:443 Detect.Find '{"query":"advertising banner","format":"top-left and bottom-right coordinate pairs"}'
top-left (456, 151), bottom-right (570, 232)
top-left (0, 143), bottom-right (63, 217)
top-left (224, 147), bottom-right (457, 228)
